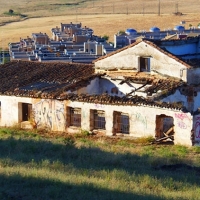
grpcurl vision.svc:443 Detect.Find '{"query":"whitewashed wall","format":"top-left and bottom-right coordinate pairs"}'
top-left (99, 77), bottom-right (150, 97)
top-left (162, 89), bottom-right (200, 112)
top-left (95, 41), bottom-right (188, 82)
top-left (0, 96), bottom-right (32, 127)
top-left (0, 95), bottom-right (193, 146)
top-left (67, 77), bottom-right (100, 95)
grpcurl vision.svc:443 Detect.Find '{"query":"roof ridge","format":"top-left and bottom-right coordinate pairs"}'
top-left (94, 38), bottom-right (191, 69)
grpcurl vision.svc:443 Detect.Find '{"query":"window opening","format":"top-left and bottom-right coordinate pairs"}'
top-left (94, 110), bottom-right (106, 129)
top-left (114, 112), bottom-right (129, 134)
top-left (70, 108), bottom-right (81, 127)
top-left (139, 57), bottom-right (150, 72)
top-left (22, 103), bottom-right (32, 121)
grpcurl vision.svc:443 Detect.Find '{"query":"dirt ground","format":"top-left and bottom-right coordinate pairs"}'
top-left (0, 13), bottom-right (200, 49)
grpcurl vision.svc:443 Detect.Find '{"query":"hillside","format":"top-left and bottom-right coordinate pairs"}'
top-left (0, 127), bottom-right (200, 199)
top-left (1, 0), bottom-right (200, 48)
top-left (1, 0), bottom-right (200, 18)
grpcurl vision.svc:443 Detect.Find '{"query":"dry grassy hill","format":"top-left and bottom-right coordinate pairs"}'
top-left (1, 0), bottom-right (200, 17)
top-left (0, 0), bottom-right (200, 48)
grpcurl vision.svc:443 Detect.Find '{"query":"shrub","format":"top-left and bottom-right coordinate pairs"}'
top-left (102, 35), bottom-right (109, 41)
top-left (63, 136), bottom-right (75, 146)
top-left (9, 9), bottom-right (14, 14)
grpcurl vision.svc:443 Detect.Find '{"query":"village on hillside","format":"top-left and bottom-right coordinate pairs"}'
top-left (1, 21), bottom-right (200, 146)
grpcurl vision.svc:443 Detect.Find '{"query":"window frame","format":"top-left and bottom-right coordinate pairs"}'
top-left (138, 56), bottom-right (151, 72)
top-left (93, 110), bottom-right (106, 130)
top-left (70, 107), bottom-right (81, 127)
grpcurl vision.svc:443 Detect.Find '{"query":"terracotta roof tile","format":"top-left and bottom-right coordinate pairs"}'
top-left (57, 93), bottom-right (184, 110)
top-left (0, 60), bottom-right (96, 97)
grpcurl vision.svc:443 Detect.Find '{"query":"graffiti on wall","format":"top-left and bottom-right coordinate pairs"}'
top-left (131, 112), bottom-right (147, 129)
top-left (34, 100), bottom-right (52, 128)
top-left (94, 104), bottom-right (105, 109)
top-left (194, 117), bottom-right (200, 139)
top-left (174, 113), bottom-right (190, 121)
top-left (174, 113), bottom-right (190, 129)
top-left (34, 100), bottom-right (65, 130)
top-left (54, 101), bottom-right (65, 130)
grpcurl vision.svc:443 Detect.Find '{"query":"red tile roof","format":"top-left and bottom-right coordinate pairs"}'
top-left (0, 60), bottom-right (97, 98)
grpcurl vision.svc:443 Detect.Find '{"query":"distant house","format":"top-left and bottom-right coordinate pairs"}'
top-left (114, 25), bottom-right (200, 48)
top-left (0, 50), bottom-right (10, 64)
top-left (9, 22), bottom-right (116, 63)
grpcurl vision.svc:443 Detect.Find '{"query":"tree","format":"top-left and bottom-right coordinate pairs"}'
top-left (118, 30), bottom-right (125, 35)
top-left (102, 35), bottom-right (109, 41)
top-left (8, 9), bottom-right (14, 14)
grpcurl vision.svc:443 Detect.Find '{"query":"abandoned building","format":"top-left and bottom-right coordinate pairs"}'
top-left (0, 50), bottom-right (10, 64)
top-left (93, 37), bottom-right (200, 146)
top-left (0, 58), bottom-right (193, 146)
top-left (3, 33), bottom-right (200, 146)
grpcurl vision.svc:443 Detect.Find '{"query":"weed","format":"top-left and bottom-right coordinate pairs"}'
top-left (175, 145), bottom-right (189, 157)
top-left (81, 129), bottom-right (92, 137)
top-left (0, 128), bottom-right (199, 199)
top-left (116, 139), bottom-right (129, 146)
top-left (134, 136), bottom-right (155, 144)
top-left (63, 136), bottom-right (75, 147)
top-left (193, 146), bottom-right (200, 153)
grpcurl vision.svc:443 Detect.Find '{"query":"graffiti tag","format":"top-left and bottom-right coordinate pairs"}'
top-left (94, 104), bottom-right (105, 109)
top-left (175, 113), bottom-right (190, 121)
top-left (178, 121), bottom-right (187, 129)
top-left (195, 121), bottom-right (200, 138)
top-left (131, 112), bottom-right (147, 129)
top-left (34, 100), bottom-right (65, 130)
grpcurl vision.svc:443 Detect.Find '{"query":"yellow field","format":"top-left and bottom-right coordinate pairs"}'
top-left (1, 13), bottom-right (200, 49)
top-left (1, 0), bottom-right (200, 17)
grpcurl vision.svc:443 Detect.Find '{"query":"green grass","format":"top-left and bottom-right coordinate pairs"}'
top-left (0, 127), bottom-right (199, 199)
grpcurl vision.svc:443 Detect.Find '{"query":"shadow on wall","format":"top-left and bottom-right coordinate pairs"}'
top-left (99, 78), bottom-right (125, 96)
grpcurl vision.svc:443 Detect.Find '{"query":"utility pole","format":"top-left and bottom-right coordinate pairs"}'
top-left (143, 2), bottom-right (145, 16)
top-left (158, 0), bottom-right (160, 16)
top-left (76, 8), bottom-right (77, 22)
top-left (175, 2), bottom-right (178, 13)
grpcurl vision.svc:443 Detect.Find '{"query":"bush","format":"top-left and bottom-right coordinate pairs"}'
top-left (63, 136), bottom-right (75, 146)
top-left (102, 35), bottom-right (109, 41)
top-left (9, 9), bottom-right (14, 14)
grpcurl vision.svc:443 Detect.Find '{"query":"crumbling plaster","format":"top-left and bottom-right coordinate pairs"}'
top-left (0, 95), bottom-right (193, 146)
top-left (99, 77), bottom-right (150, 97)
top-left (67, 77), bottom-right (100, 95)
top-left (95, 41), bottom-right (188, 82)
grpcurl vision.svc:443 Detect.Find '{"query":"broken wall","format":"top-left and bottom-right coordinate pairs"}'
top-left (0, 95), bottom-right (193, 146)
top-left (95, 41), bottom-right (188, 82)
